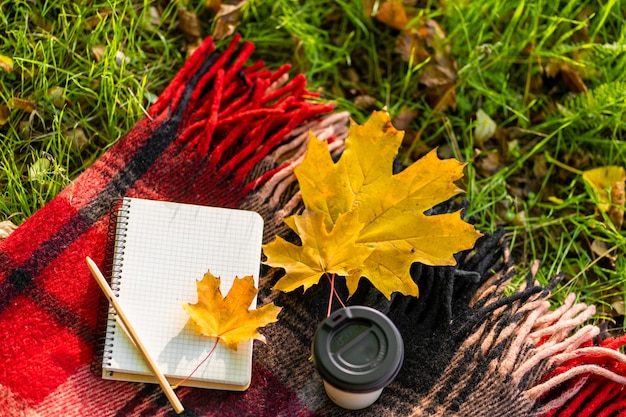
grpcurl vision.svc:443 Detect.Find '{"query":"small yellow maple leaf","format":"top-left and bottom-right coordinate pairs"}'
top-left (183, 271), bottom-right (281, 350)
top-left (582, 166), bottom-right (626, 213)
top-left (0, 54), bottom-right (13, 73)
top-left (264, 110), bottom-right (482, 299)
top-left (582, 165), bottom-right (626, 229)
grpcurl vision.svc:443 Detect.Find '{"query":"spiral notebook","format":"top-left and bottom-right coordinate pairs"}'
top-left (99, 197), bottom-right (264, 390)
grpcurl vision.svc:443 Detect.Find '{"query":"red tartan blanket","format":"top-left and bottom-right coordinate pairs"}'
top-left (2, 35), bottom-right (626, 417)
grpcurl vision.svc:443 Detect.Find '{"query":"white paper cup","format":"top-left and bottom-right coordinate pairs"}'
top-left (311, 306), bottom-right (404, 410)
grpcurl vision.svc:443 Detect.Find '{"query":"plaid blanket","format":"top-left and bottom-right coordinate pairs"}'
top-left (2, 36), bottom-right (626, 417)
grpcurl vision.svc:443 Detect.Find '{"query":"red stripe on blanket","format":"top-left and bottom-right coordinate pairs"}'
top-left (0, 296), bottom-right (92, 404)
top-left (36, 222), bottom-right (108, 331)
top-left (0, 197), bottom-right (80, 269)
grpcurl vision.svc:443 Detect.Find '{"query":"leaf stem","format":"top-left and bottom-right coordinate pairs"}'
top-left (324, 272), bottom-right (346, 317)
top-left (327, 273), bottom-right (335, 317)
top-left (171, 336), bottom-right (220, 389)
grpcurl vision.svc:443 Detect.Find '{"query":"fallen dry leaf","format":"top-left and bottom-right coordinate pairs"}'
top-left (0, 105), bottom-right (9, 126)
top-left (610, 176), bottom-right (625, 229)
top-left (183, 271), bottom-right (281, 350)
top-left (590, 239), bottom-right (617, 266)
top-left (84, 8), bottom-right (113, 31)
top-left (211, 1), bottom-right (247, 41)
top-left (264, 111), bottom-right (482, 299)
top-left (364, 2), bottom-right (457, 111)
top-left (394, 26), bottom-right (430, 64)
top-left (64, 127), bottom-right (89, 150)
top-left (178, 7), bottom-right (201, 43)
top-left (475, 151), bottom-right (505, 176)
top-left (374, 0), bottom-right (409, 31)
top-left (0, 55), bottom-right (13, 73)
top-left (612, 299), bottom-right (625, 316)
top-left (8, 97), bottom-right (37, 112)
top-left (395, 19), bottom-right (457, 111)
top-left (474, 109), bottom-right (497, 144)
top-left (353, 94), bottom-right (377, 109)
top-left (0, 220), bottom-right (18, 241)
top-left (206, 0), bottom-right (222, 13)
top-left (544, 58), bottom-right (587, 93)
top-left (582, 166), bottom-right (626, 229)
top-left (91, 45), bottom-right (105, 62)
top-left (47, 87), bottom-right (67, 109)
top-left (392, 107), bottom-right (418, 130)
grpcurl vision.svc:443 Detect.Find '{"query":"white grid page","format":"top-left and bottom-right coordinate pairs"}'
top-left (104, 198), bottom-right (264, 387)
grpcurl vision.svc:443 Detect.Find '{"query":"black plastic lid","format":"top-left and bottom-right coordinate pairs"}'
top-left (312, 306), bottom-right (404, 393)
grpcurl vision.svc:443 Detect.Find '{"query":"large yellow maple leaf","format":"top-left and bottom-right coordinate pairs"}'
top-left (183, 271), bottom-right (281, 350)
top-left (264, 210), bottom-right (375, 293)
top-left (264, 110), bottom-right (482, 299)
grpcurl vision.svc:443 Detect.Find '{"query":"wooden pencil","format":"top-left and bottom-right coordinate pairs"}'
top-left (86, 256), bottom-right (184, 414)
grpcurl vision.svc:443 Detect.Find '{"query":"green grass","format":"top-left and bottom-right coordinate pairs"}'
top-left (0, 0), bottom-right (185, 220)
top-left (2, 0), bottom-right (626, 329)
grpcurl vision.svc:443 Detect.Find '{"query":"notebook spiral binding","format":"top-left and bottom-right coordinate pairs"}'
top-left (90, 198), bottom-right (131, 377)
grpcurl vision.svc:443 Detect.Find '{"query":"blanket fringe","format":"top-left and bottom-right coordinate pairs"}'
top-left (144, 34), bottom-right (336, 202)
top-left (531, 333), bottom-right (626, 416)
top-left (468, 263), bottom-right (626, 416)
top-left (120, 34), bottom-right (342, 212)
top-left (407, 235), bottom-right (626, 416)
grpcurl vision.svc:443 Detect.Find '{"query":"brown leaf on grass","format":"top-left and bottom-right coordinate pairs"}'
top-left (8, 98), bottom-right (37, 113)
top-left (183, 271), bottom-right (282, 350)
top-left (475, 151), bottom-right (505, 177)
top-left (364, 2), bottom-right (457, 111)
top-left (0, 105), bottom-right (9, 126)
top-left (560, 65), bottom-right (588, 93)
top-left (178, 7), bottom-right (201, 43)
top-left (176, 6), bottom-right (203, 60)
top-left (395, 19), bottom-right (457, 111)
top-left (474, 109), bottom-right (497, 145)
top-left (610, 177), bottom-right (625, 229)
top-left (374, 0), bottom-right (409, 31)
top-left (590, 239), bottom-right (618, 267)
top-left (392, 107), bottom-right (418, 130)
top-left (353, 94), bottom-right (377, 109)
top-left (64, 127), bottom-right (89, 150)
top-left (544, 59), bottom-right (588, 93)
top-left (210, 1), bottom-right (247, 41)
top-left (394, 26), bottom-right (430, 63)
top-left (91, 45), bottom-right (106, 62)
top-left (47, 87), bottom-right (67, 109)
top-left (612, 299), bottom-right (625, 316)
top-left (206, 0), bottom-right (222, 13)
top-left (0, 220), bottom-right (18, 241)
top-left (85, 8), bottom-right (113, 31)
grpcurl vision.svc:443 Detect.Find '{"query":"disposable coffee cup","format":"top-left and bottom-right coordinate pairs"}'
top-left (311, 306), bottom-right (404, 410)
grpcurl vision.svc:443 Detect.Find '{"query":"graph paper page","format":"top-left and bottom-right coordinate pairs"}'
top-left (102, 197), bottom-right (264, 389)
